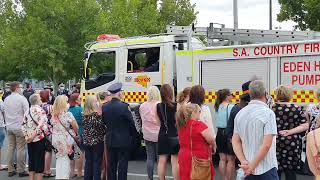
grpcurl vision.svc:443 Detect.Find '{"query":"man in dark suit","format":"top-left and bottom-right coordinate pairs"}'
top-left (102, 83), bottom-right (136, 180)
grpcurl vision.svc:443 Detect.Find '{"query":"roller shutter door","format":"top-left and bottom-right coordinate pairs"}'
top-left (201, 58), bottom-right (269, 91)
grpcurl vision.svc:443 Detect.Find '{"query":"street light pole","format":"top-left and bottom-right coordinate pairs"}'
top-left (269, 0), bottom-right (272, 30)
top-left (233, 0), bottom-right (239, 44)
top-left (233, 0), bottom-right (238, 29)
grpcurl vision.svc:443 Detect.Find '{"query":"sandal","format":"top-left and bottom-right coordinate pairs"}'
top-left (0, 167), bottom-right (7, 171)
top-left (43, 173), bottom-right (55, 178)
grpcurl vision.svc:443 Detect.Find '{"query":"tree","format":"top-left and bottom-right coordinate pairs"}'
top-left (0, 0), bottom-right (108, 86)
top-left (159, 0), bottom-right (198, 29)
top-left (277, 0), bottom-right (320, 31)
top-left (0, 0), bottom-right (197, 84)
top-left (103, 0), bottom-right (197, 37)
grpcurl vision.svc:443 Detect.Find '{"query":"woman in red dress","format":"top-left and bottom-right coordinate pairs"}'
top-left (177, 103), bottom-right (216, 180)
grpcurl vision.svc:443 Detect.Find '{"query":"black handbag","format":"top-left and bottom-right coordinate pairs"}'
top-left (159, 103), bottom-right (179, 151)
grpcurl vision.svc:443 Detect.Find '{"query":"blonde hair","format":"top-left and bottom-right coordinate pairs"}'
top-left (53, 95), bottom-right (68, 116)
top-left (97, 91), bottom-right (111, 105)
top-left (84, 95), bottom-right (97, 115)
top-left (147, 86), bottom-right (161, 102)
top-left (97, 91), bottom-right (111, 102)
top-left (276, 85), bottom-right (293, 102)
top-left (176, 103), bottom-right (200, 129)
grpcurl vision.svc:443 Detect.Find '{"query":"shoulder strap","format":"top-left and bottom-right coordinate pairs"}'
top-left (55, 115), bottom-right (78, 142)
top-left (56, 115), bottom-right (72, 136)
top-left (190, 121), bottom-right (194, 156)
top-left (29, 109), bottom-right (48, 137)
top-left (313, 130), bottom-right (320, 153)
top-left (306, 111), bottom-right (312, 132)
top-left (226, 104), bottom-right (230, 121)
top-left (190, 121), bottom-right (211, 160)
top-left (56, 115), bottom-right (81, 147)
top-left (159, 103), bottom-right (168, 134)
top-left (29, 109), bottom-right (39, 126)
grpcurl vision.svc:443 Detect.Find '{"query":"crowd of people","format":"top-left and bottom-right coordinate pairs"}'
top-left (139, 80), bottom-right (320, 180)
top-left (0, 79), bottom-right (319, 180)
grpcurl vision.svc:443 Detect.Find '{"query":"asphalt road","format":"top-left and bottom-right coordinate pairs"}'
top-left (0, 138), bottom-right (315, 180)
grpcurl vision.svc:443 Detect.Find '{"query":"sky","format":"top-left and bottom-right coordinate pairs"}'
top-left (191, 0), bottom-right (296, 31)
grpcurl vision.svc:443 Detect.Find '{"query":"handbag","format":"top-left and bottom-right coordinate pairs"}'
top-left (159, 103), bottom-right (179, 151)
top-left (28, 110), bottom-right (57, 153)
top-left (56, 116), bottom-right (81, 148)
top-left (190, 121), bottom-right (212, 180)
top-left (55, 116), bottom-right (81, 160)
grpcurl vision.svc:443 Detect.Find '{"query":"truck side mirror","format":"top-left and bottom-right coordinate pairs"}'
top-left (178, 43), bottom-right (184, 50)
top-left (84, 52), bottom-right (89, 59)
top-left (85, 68), bottom-right (91, 80)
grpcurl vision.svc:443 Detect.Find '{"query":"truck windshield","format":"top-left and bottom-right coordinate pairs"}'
top-left (85, 51), bottom-right (116, 90)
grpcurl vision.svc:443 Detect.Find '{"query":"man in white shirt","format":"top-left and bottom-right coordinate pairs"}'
top-left (4, 82), bottom-right (29, 177)
top-left (232, 80), bottom-right (278, 180)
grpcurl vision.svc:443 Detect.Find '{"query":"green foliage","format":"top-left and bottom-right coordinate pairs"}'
top-left (88, 51), bottom-right (116, 77)
top-left (0, 0), bottom-right (197, 82)
top-left (278, 0), bottom-right (320, 31)
top-left (160, 0), bottom-right (198, 28)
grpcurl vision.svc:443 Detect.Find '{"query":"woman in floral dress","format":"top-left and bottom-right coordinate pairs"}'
top-left (51, 95), bottom-right (80, 179)
top-left (272, 85), bottom-right (308, 180)
top-left (22, 94), bottom-right (50, 180)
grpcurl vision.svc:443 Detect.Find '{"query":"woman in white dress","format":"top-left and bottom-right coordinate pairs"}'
top-left (189, 85), bottom-right (216, 138)
top-left (51, 95), bottom-right (79, 179)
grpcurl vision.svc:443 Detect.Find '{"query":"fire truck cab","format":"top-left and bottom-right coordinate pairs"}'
top-left (82, 34), bottom-right (204, 103)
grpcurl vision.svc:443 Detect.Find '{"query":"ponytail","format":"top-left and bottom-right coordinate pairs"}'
top-left (215, 90), bottom-right (222, 112)
top-left (176, 103), bottom-right (200, 129)
top-left (215, 89), bottom-right (231, 112)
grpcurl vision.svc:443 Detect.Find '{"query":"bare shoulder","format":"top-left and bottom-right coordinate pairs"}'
top-left (307, 129), bottom-right (320, 143)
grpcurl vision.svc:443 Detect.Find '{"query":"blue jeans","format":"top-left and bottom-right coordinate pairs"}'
top-left (245, 168), bottom-right (279, 180)
top-left (84, 143), bottom-right (104, 180)
top-left (145, 140), bottom-right (158, 180)
top-left (0, 127), bottom-right (5, 148)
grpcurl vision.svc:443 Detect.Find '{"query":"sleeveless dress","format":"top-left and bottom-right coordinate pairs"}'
top-left (157, 102), bottom-right (179, 155)
top-left (52, 112), bottom-right (81, 179)
top-left (178, 120), bottom-right (215, 180)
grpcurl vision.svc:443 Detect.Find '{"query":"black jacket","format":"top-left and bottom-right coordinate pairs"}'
top-left (102, 98), bottom-right (136, 148)
top-left (23, 89), bottom-right (35, 106)
top-left (226, 104), bottom-right (241, 140)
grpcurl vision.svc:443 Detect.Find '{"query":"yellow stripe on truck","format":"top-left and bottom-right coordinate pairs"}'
top-left (126, 38), bottom-right (162, 45)
top-left (176, 48), bottom-right (233, 55)
top-left (82, 90), bottom-right (317, 104)
top-left (205, 90), bottom-right (318, 104)
top-left (123, 92), bottom-right (147, 103)
top-left (81, 92), bottom-right (97, 103)
top-left (81, 91), bottom-right (148, 104)
top-left (90, 42), bottom-right (123, 49)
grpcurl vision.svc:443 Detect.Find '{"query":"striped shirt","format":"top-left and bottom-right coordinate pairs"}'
top-left (234, 100), bottom-right (278, 175)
